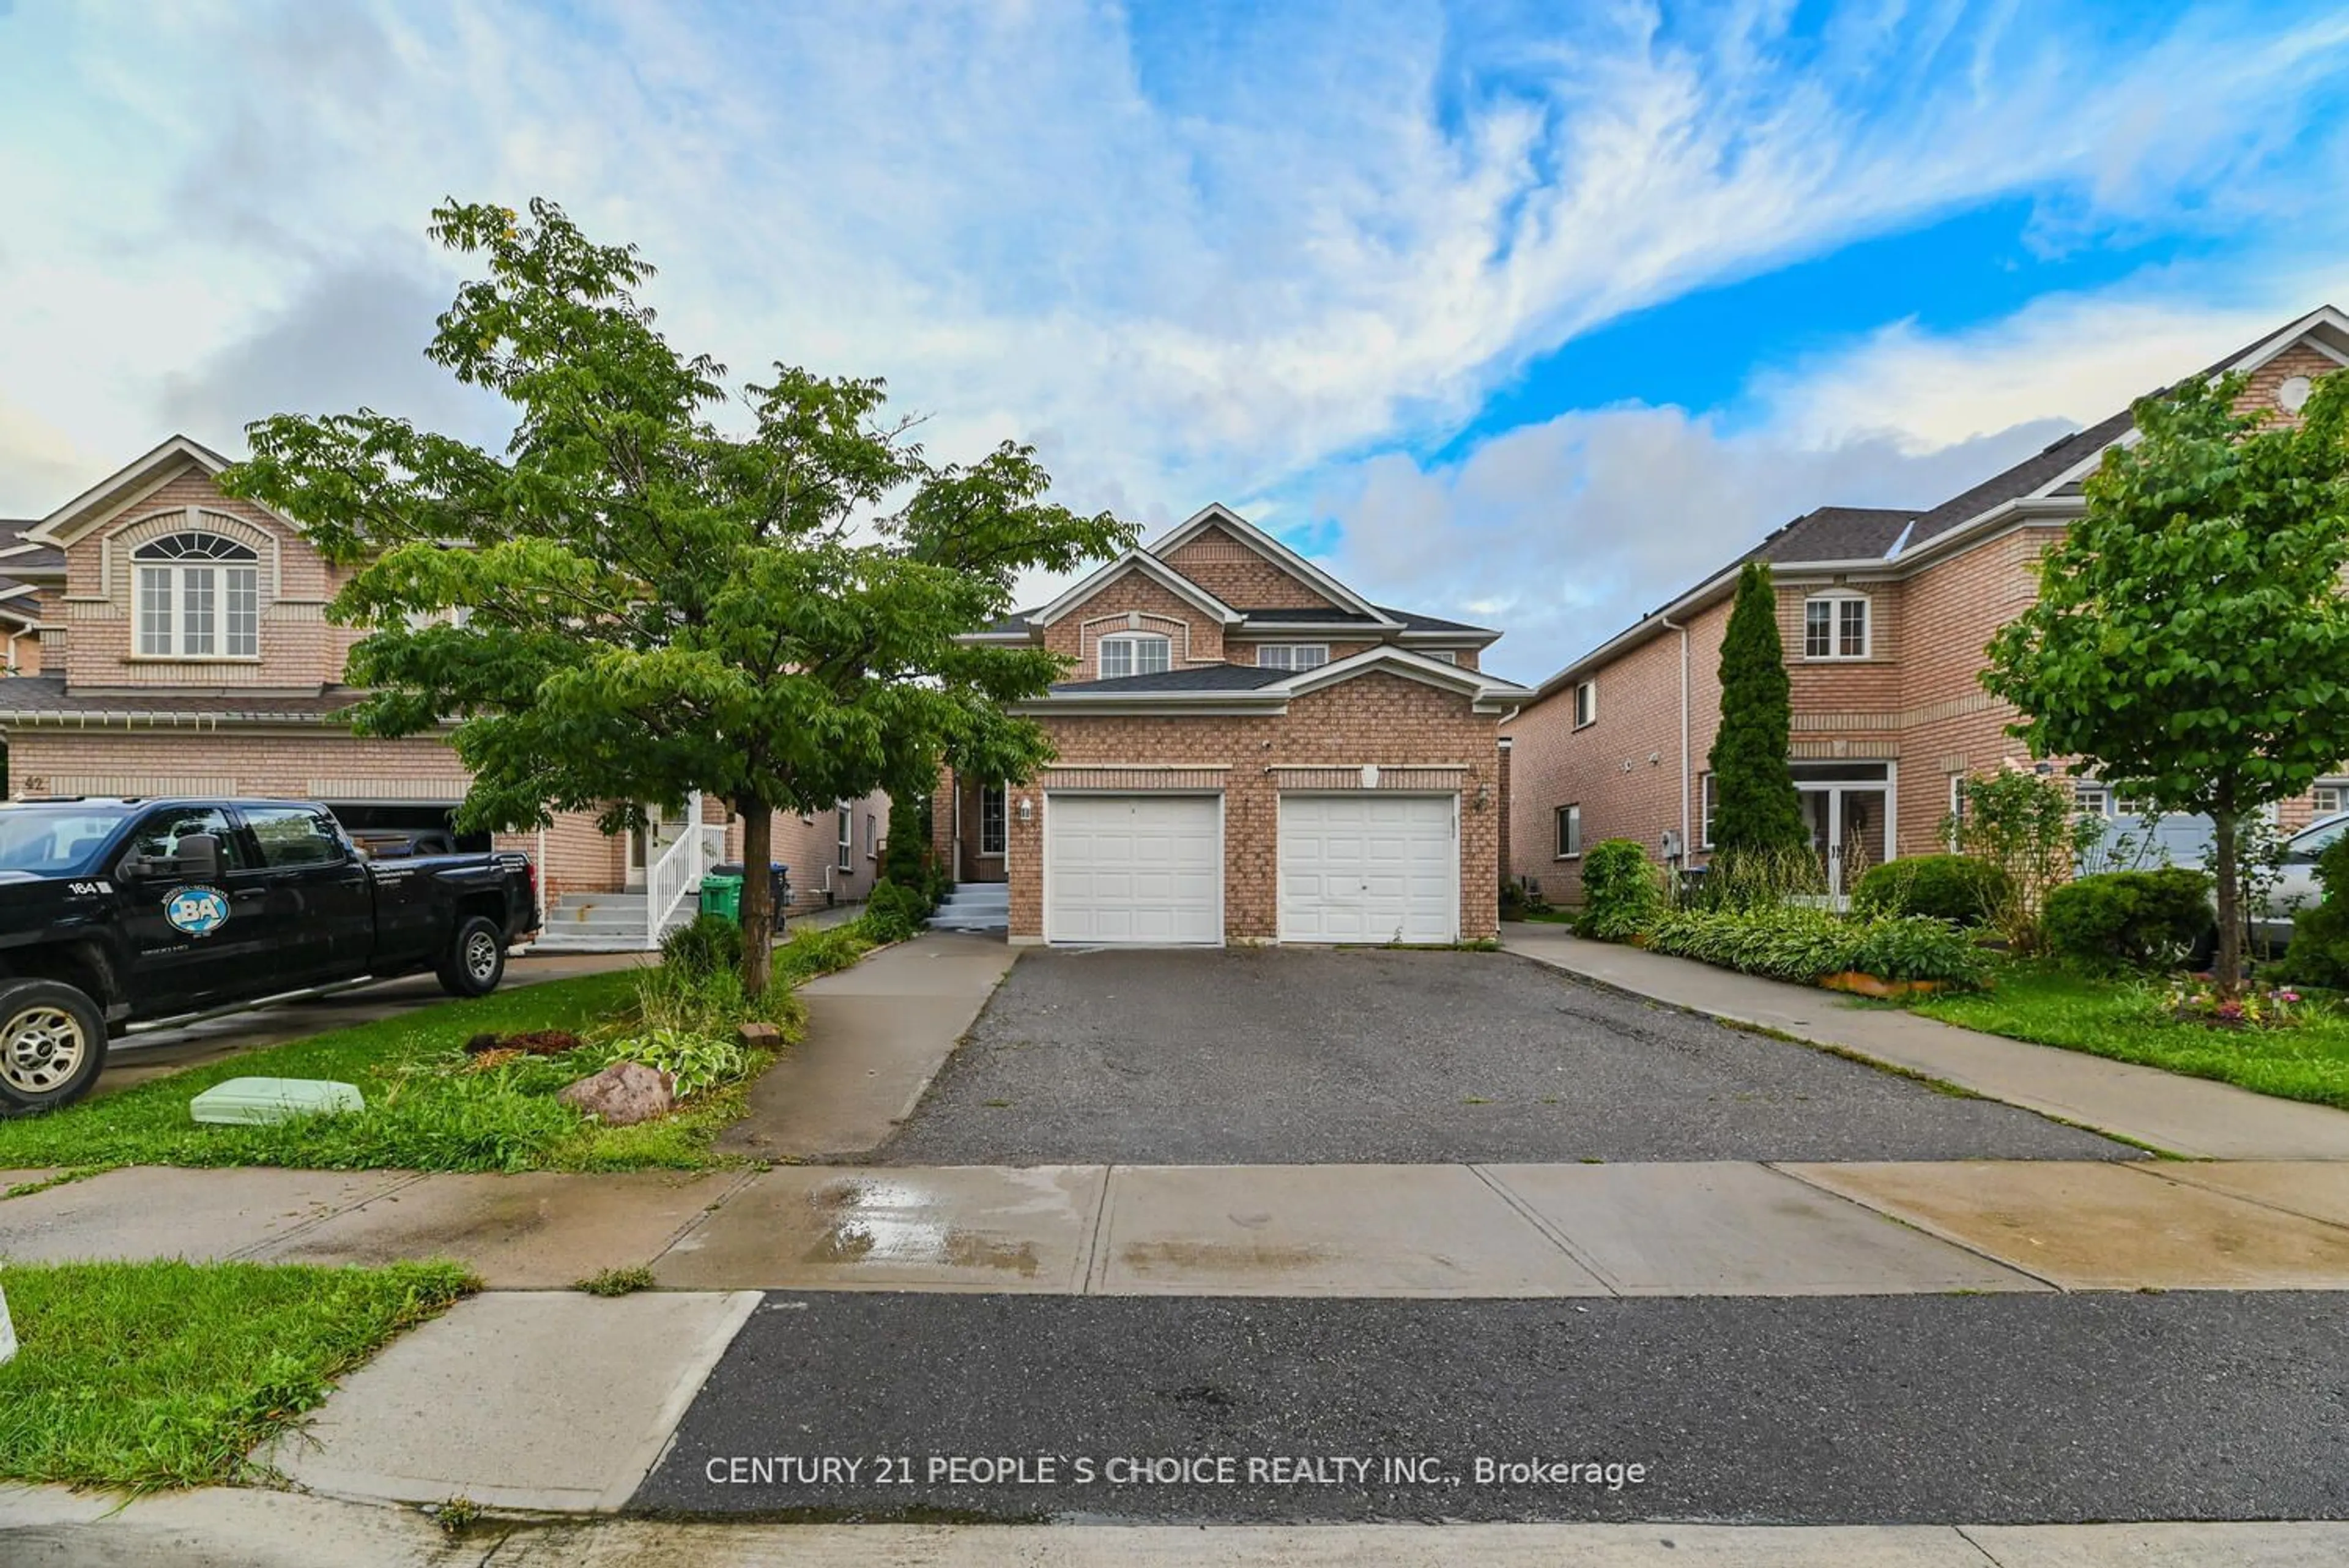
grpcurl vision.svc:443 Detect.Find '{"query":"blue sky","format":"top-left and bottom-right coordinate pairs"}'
top-left (1, 1), bottom-right (2346, 683)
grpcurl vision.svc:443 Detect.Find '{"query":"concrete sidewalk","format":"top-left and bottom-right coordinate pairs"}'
top-left (15, 1157), bottom-right (2349, 1295)
top-left (8, 1488), bottom-right (2349, 1566)
top-left (1504, 923), bottom-right (2349, 1159)
top-left (716, 930), bottom-right (1017, 1162)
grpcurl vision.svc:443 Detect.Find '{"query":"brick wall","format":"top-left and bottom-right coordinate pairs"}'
top-left (1505, 346), bottom-right (2349, 894)
top-left (62, 466), bottom-right (362, 691)
top-left (1158, 526), bottom-right (1339, 611)
top-left (1006, 670), bottom-right (1502, 942)
top-left (1041, 572), bottom-right (1224, 674)
top-left (1505, 600), bottom-right (1727, 899)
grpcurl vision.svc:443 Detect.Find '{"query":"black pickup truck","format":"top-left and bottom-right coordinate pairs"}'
top-left (0, 797), bottom-right (540, 1115)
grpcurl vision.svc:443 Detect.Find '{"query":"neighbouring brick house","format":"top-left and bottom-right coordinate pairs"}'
top-left (0, 435), bottom-right (887, 947)
top-left (931, 503), bottom-right (1526, 945)
top-left (1507, 304), bottom-right (2349, 904)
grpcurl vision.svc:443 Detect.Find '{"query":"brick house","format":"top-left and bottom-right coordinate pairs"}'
top-left (1507, 304), bottom-right (2349, 903)
top-left (0, 435), bottom-right (888, 946)
top-left (930, 503), bottom-right (1525, 945)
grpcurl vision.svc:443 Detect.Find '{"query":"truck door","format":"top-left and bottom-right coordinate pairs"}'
top-left (237, 805), bottom-right (377, 981)
top-left (114, 804), bottom-right (267, 1013)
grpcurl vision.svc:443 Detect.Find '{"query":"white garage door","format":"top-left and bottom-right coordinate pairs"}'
top-left (1278, 793), bottom-right (1457, 943)
top-left (1044, 793), bottom-right (1222, 945)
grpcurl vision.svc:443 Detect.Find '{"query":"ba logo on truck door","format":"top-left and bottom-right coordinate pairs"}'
top-left (164, 885), bottom-right (231, 938)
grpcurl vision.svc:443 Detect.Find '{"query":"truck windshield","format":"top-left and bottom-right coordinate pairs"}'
top-left (0, 804), bottom-right (133, 875)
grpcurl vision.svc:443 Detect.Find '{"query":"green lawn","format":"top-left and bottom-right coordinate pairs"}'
top-left (0, 1258), bottom-right (474, 1491)
top-left (1907, 962), bottom-right (2349, 1110)
top-left (0, 920), bottom-right (880, 1175)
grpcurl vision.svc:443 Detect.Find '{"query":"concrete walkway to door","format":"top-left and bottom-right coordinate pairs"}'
top-left (1502, 923), bottom-right (2349, 1159)
top-left (716, 930), bottom-right (1017, 1163)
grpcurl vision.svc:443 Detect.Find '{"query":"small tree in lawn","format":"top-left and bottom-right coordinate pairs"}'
top-left (223, 199), bottom-right (1132, 997)
top-left (1706, 560), bottom-right (1816, 902)
top-left (1983, 369), bottom-right (2349, 996)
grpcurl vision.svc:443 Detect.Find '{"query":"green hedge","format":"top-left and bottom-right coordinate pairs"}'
top-left (1575, 838), bottom-right (1667, 940)
top-left (1850, 853), bottom-right (2006, 926)
top-left (1644, 904), bottom-right (1989, 987)
top-left (2043, 868), bottom-right (2213, 972)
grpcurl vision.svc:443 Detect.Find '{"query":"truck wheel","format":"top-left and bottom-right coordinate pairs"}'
top-left (438, 915), bottom-right (508, 998)
top-left (0, 979), bottom-right (109, 1117)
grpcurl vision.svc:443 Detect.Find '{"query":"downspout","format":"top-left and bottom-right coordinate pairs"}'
top-left (1661, 614), bottom-right (1690, 864)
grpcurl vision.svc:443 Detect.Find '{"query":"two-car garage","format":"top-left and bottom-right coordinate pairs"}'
top-left (1039, 790), bottom-right (1459, 946)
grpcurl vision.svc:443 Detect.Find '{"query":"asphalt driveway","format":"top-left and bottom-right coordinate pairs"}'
top-left (879, 947), bottom-right (2131, 1165)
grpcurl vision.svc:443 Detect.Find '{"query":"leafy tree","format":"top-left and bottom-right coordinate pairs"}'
top-left (1707, 560), bottom-right (1809, 859)
top-left (1983, 369), bottom-right (2349, 995)
top-left (223, 199), bottom-right (1131, 994)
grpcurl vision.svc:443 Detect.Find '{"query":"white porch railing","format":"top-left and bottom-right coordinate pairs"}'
top-left (644, 792), bottom-right (711, 949)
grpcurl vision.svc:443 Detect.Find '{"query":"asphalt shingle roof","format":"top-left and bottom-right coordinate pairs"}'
top-left (0, 524), bottom-right (64, 576)
top-left (1049, 664), bottom-right (1294, 695)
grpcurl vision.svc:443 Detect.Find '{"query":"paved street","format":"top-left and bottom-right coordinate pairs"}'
top-left (636, 1290), bottom-right (2349, 1524)
top-left (881, 946), bottom-right (2129, 1164)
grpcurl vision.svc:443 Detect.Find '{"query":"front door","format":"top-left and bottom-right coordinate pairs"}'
top-left (1798, 786), bottom-right (1888, 896)
top-left (626, 804), bottom-right (689, 890)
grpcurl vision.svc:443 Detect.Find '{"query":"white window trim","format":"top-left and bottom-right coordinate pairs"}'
top-left (836, 806), bottom-right (852, 872)
top-left (1423, 649), bottom-right (1458, 664)
top-left (1256, 642), bottom-right (1329, 671)
top-left (2313, 779), bottom-right (2349, 818)
top-left (1097, 631), bottom-right (1173, 680)
top-left (1698, 771), bottom-right (1716, 850)
top-left (1554, 802), bottom-right (1583, 860)
top-left (1802, 590), bottom-right (1872, 661)
top-left (133, 533), bottom-right (261, 661)
top-left (1572, 679), bottom-right (1597, 730)
top-left (978, 782), bottom-right (1008, 858)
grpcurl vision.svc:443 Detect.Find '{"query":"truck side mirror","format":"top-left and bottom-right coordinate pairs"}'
top-left (174, 833), bottom-right (221, 882)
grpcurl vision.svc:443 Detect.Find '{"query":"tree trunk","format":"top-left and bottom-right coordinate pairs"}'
top-left (2212, 799), bottom-right (2242, 1000)
top-left (740, 804), bottom-right (773, 997)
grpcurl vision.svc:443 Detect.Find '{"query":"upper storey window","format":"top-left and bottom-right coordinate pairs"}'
top-left (1099, 632), bottom-right (1171, 679)
top-left (135, 532), bottom-right (259, 658)
top-left (1256, 643), bottom-right (1329, 670)
top-left (1802, 592), bottom-right (1869, 660)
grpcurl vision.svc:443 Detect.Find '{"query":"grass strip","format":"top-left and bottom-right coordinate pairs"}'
top-left (0, 1257), bottom-right (474, 1492)
top-left (1908, 962), bottom-right (2349, 1111)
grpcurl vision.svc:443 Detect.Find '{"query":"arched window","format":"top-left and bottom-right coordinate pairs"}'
top-left (1098, 631), bottom-right (1171, 679)
top-left (133, 532), bottom-right (260, 658)
top-left (1802, 590), bottom-right (1869, 660)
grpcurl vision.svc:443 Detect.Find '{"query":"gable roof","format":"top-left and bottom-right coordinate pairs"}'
top-left (26, 434), bottom-right (244, 548)
top-left (1146, 503), bottom-right (1397, 625)
top-left (1029, 549), bottom-right (1244, 628)
top-left (1521, 303), bottom-right (2349, 705)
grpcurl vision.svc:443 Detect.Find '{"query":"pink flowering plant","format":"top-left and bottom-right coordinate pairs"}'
top-left (2159, 979), bottom-right (2305, 1030)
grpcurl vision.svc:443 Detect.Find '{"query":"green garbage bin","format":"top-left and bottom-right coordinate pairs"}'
top-left (697, 871), bottom-right (744, 924)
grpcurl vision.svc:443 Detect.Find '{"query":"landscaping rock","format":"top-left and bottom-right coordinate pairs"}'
top-left (558, 1062), bottom-right (676, 1126)
top-left (738, 1021), bottom-right (784, 1048)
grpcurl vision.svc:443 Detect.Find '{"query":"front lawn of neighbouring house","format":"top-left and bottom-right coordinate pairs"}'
top-left (0, 1257), bottom-right (474, 1492)
top-left (0, 918), bottom-right (886, 1176)
top-left (1901, 961), bottom-right (2349, 1112)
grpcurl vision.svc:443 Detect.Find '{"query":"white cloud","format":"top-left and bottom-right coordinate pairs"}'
top-left (1316, 399), bottom-right (2071, 686)
top-left (1759, 285), bottom-right (2349, 450)
top-left (1, 0), bottom-right (2346, 523)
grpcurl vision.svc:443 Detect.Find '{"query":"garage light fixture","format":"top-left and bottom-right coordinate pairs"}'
top-left (1017, 796), bottom-right (1033, 823)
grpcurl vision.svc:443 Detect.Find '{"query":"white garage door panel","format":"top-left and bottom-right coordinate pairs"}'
top-left (1279, 793), bottom-right (1457, 943)
top-left (1045, 794), bottom-right (1222, 945)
